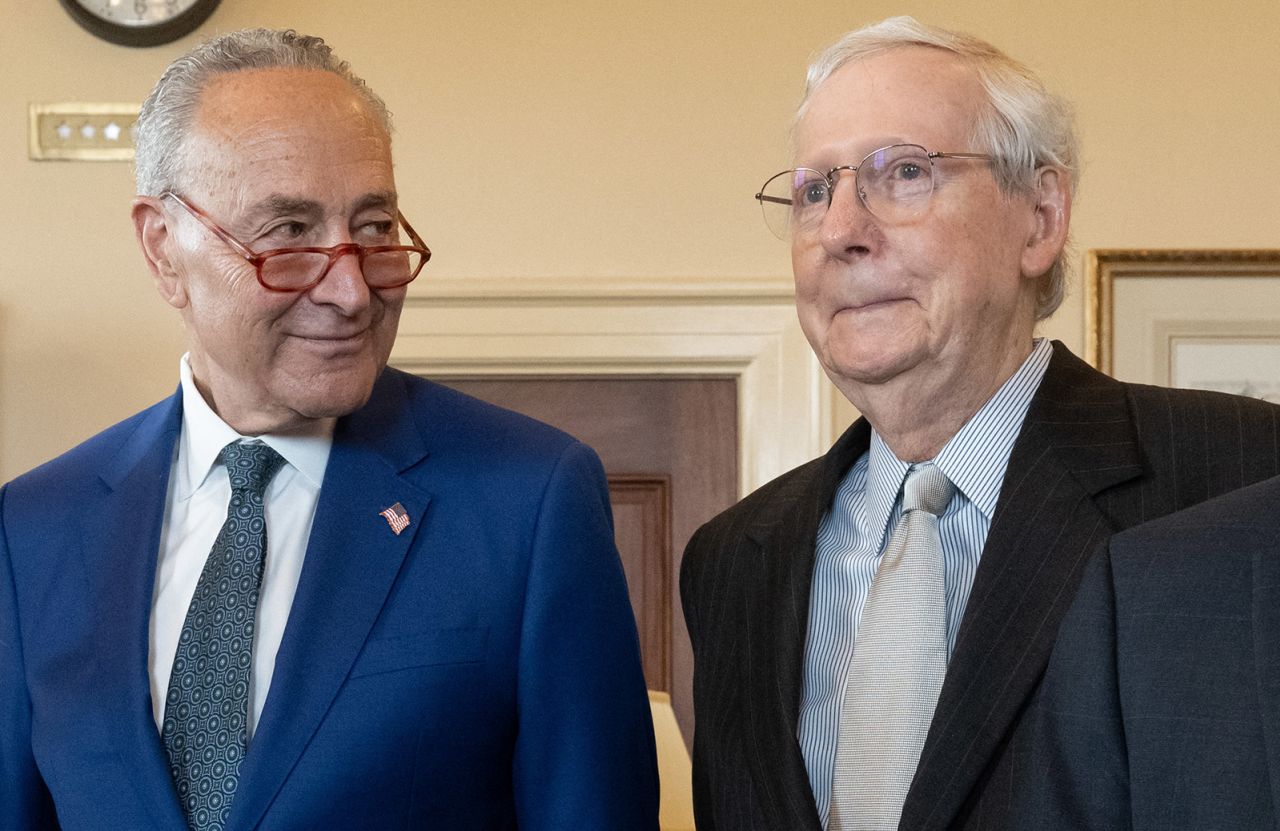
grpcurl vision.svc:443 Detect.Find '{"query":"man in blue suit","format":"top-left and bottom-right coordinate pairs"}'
top-left (0, 28), bottom-right (658, 830)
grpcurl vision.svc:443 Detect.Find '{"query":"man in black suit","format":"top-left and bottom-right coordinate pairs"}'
top-left (680, 15), bottom-right (1280, 830)
top-left (1026, 475), bottom-right (1280, 829)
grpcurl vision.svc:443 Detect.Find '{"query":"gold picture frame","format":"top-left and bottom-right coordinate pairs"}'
top-left (1085, 250), bottom-right (1280, 391)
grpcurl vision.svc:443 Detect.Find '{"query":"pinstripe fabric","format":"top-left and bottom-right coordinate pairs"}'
top-left (681, 342), bottom-right (1280, 831)
top-left (800, 339), bottom-right (1051, 825)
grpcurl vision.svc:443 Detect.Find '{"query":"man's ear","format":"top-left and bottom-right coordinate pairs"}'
top-left (1020, 166), bottom-right (1071, 279)
top-left (131, 196), bottom-right (189, 309)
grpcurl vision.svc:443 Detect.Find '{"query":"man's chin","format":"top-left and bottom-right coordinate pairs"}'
top-left (282, 369), bottom-right (382, 422)
top-left (823, 344), bottom-right (929, 390)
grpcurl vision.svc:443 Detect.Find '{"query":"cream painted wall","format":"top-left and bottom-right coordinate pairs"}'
top-left (1, 0), bottom-right (1277, 480)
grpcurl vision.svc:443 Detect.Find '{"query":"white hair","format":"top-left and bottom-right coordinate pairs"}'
top-left (799, 16), bottom-right (1079, 319)
top-left (134, 28), bottom-right (392, 197)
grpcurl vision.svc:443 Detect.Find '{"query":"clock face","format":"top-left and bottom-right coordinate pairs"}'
top-left (60, 0), bottom-right (220, 47)
top-left (72, 0), bottom-right (204, 26)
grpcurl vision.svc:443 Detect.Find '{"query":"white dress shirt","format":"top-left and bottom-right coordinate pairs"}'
top-left (148, 355), bottom-right (334, 740)
top-left (798, 337), bottom-right (1054, 826)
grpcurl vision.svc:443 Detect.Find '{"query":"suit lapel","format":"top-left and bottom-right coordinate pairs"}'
top-left (741, 421), bottom-right (871, 830)
top-left (1250, 528), bottom-right (1280, 828)
top-left (228, 371), bottom-right (433, 830)
top-left (904, 344), bottom-right (1146, 829)
top-left (84, 393), bottom-right (189, 829)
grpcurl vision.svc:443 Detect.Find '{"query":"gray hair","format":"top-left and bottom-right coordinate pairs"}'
top-left (799, 17), bottom-right (1078, 320)
top-left (134, 28), bottom-right (392, 197)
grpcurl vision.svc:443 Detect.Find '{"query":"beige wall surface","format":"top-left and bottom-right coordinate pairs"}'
top-left (1, 0), bottom-right (1278, 480)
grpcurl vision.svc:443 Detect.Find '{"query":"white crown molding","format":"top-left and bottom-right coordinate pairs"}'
top-left (413, 275), bottom-right (798, 303)
top-left (392, 276), bottom-right (838, 496)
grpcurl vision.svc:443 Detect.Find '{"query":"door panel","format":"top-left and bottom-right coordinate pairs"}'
top-left (610, 476), bottom-right (671, 690)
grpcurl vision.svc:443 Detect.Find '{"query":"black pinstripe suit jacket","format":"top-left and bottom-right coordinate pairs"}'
top-left (679, 341), bottom-right (1280, 830)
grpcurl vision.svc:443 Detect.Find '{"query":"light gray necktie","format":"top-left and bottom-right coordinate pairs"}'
top-left (829, 462), bottom-right (956, 830)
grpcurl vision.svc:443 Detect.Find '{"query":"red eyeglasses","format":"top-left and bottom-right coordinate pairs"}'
top-left (162, 192), bottom-right (431, 292)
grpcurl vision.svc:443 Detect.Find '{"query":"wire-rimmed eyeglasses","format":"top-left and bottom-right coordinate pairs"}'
top-left (754, 144), bottom-right (994, 239)
top-left (162, 192), bottom-right (431, 292)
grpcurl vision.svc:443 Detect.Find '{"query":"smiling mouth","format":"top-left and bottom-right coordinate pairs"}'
top-left (296, 330), bottom-right (368, 342)
top-left (292, 331), bottom-right (372, 354)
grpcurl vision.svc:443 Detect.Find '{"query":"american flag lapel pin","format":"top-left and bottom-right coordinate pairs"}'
top-left (379, 502), bottom-right (411, 536)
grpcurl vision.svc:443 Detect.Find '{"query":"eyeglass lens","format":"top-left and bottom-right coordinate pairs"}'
top-left (756, 144), bottom-right (937, 239)
top-left (260, 248), bottom-right (426, 291)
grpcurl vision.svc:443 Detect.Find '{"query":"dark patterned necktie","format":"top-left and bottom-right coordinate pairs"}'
top-left (162, 441), bottom-right (285, 831)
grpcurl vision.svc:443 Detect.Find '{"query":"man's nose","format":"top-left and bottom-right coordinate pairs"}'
top-left (308, 246), bottom-right (371, 313)
top-left (818, 173), bottom-right (877, 258)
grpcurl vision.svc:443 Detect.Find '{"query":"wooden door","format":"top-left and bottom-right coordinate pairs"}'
top-left (437, 376), bottom-right (737, 744)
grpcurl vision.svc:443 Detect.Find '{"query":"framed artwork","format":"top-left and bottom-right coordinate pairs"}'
top-left (1085, 250), bottom-right (1280, 398)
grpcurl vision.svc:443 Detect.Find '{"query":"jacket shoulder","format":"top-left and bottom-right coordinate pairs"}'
top-left (1114, 472), bottom-right (1280, 544)
top-left (684, 418), bottom-right (868, 575)
top-left (1037, 341), bottom-right (1280, 427)
top-left (385, 368), bottom-right (594, 468)
top-left (695, 456), bottom-right (825, 543)
top-left (1123, 378), bottom-right (1280, 420)
top-left (3, 397), bottom-right (176, 498)
top-left (1123, 381), bottom-right (1280, 497)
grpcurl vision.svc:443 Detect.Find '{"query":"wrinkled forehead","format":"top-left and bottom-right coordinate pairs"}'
top-left (794, 46), bottom-right (986, 162)
top-left (178, 67), bottom-right (395, 207)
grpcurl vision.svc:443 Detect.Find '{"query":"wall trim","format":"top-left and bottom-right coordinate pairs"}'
top-left (392, 276), bottom-right (836, 496)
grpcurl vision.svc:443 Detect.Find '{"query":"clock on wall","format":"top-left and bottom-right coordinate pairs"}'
top-left (59, 0), bottom-right (221, 48)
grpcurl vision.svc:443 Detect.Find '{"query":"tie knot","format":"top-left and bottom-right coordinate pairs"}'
top-left (221, 441), bottom-right (286, 496)
top-left (901, 462), bottom-right (954, 518)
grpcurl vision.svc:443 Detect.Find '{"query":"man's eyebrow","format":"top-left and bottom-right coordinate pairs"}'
top-left (239, 192), bottom-right (397, 225)
top-left (246, 195), bottom-right (324, 219)
top-left (353, 191), bottom-right (398, 213)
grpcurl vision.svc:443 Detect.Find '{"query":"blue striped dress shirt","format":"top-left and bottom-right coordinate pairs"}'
top-left (798, 338), bottom-right (1053, 827)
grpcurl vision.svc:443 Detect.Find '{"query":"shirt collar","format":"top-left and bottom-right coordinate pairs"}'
top-left (175, 354), bottom-right (335, 500)
top-left (865, 432), bottom-right (911, 547)
top-left (865, 337), bottom-right (1053, 538)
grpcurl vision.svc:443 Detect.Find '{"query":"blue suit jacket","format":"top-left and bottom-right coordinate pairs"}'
top-left (0, 368), bottom-right (659, 829)
top-left (1027, 474), bottom-right (1280, 829)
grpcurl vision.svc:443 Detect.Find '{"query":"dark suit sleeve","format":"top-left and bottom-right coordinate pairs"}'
top-left (0, 486), bottom-right (59, 828)
top-left (680, 525), bottom-right (718, 831)
top-left (510, 441), bottom-right (660, 830)
top-left (1023, 542), bottom-right (1132, 830)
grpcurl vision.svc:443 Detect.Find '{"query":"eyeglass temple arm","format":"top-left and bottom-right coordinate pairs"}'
top-left (755, 193), bottom-right (792, 206)
top-left (397, 211), bottom-right (429, 252)
top-left (929, 152), bottom-right (995, 161)
top-left (161, 192), bottom-right (259, 261)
